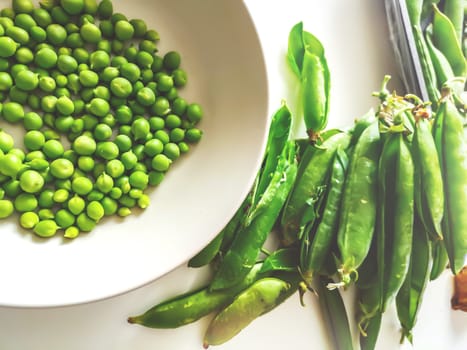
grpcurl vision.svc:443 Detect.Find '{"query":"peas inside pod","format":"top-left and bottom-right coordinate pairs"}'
top-left (0, 0), bottom-right (203, 239)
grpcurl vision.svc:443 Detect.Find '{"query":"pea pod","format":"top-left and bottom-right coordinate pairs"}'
top-left (433, 94), bottom-right (467, 274)
top-left (259, 246), bottom-right (300, 274)
top-left (412, 110), bottom-right (444, 240)
top-left (425, 27), bottom-right (456, 88)
top-left (203, 276), bottom-right (298, 348)
top-left (332, 120), bottom-right (381, 288)
top-left (405, 0), bottom-right (423, 24)
top-left (280, 131), bottom-right (351, 246)
top-left (443, 0), bottom-right (464, 46)
top-left (395, 215), bottom-right (432, 344)
top-left (127, 263), bottom-right (264, 329)
top-left (316, 276), bottom-right (354, 350)
top-left (432, 4), bottom-right (467, 77)
top-left (430, 239), bottom-right (449, 280)
top-left (210, 141), bottom-right (298, 291)
top-left (377, 130), bottom-right (414, 312)
top-left (300, 147), bottom-right (348, 288)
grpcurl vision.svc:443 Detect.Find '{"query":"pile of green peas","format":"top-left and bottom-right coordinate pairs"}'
top-left (0, 0), bottom-right (203, 239)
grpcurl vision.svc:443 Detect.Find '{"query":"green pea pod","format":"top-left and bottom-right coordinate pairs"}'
top-left (316, 276), bottom-right (354, 350)
top-left (412, 25), bottom-right (441, 107)
top-left (301, 147), bottom-right (348, 287)
top-left (412, 115), bottom-right (444, 240)
top-left (357, 277), bottom-right (382, 350)
top-left (432, 4), bottom-right (467, 77)
top-left (424, 28), bottom-right (456, 88)
top-left (259, 247), bottom-right (300, 274)
top-left (301, 47), bottom-right (329, 138)
top-left (252, 102), bottom-right (292, 208)
top-left (333, 120), bottom-right (381, 288)
top-left (430, 239), bottom-right (449, 280)
top-left (406, 0), bottom-right (424, 25)
top-left (286, 21), bottom-right (305, 78)
top-left (443, 0), bottom-right (464, 46)
top-left (127, 263), bottom-right (264, 329)
top-left (359, 311), bottom-right (382, 350)
top-left (377, 131), bottom-right (414, 312)
top-left (280, 131), bottom-right (351, 246)
top-left (395, 215), bottom-right (432, 344)
top-left (433, 95), bottom-right (467, 274)
top-left (210, 141), bottom-right (298, 291)
top-left (203, 276), bottom-right (298, 348)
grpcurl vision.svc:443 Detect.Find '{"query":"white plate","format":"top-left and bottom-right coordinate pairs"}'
top-left (0, 0), bottom-right (269, 307)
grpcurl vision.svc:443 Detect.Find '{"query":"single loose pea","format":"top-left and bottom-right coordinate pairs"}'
top-left (19, 211), bottom-right (39, 229)
top-left (131, 118), bottom-right (150, 141)
top-left (0, 130), bottom-right (14, 152)
top-left (46, 24), bottom-right (67, 45)
top-left (50, 158), bottom-right (75, 179)
top-left (163, 51), bottom-right (181, 70)
top-left (187, 103), bottom-right (203, 123)
top-left (55, 208), bottom-right (75, 228)
top-left (42, 139), bottom-right (64, 159)
top-left (137, 194), bottom-right (150, 209)
top-left (61, 0), bottom-right (85, 15)
top-left (109, 186), bottom-right (122, 199)
top-left (101, 196), bottom-right (117, 215)
top-left (90, 50), bottom-right (110, 71)
top-left (0, 199), bottom-right (14, 218)
top-left (120, 62), bottom-right (140, 83)
top-left (149, 116), bottom-right (165, 131)
top-left (117, 206), bottom-right (131, 217)
top-left (57, 54), bottom-right (78, 74)
top-left (38, 208), bottom-right (54, 220)
top-left (32, 7), bottom-right (52, 26)
top-left (93, 123), bottom-right (112, 141)
top-left (86, 200), bottom-right (104, 221)
top-left (64, 225), bottom-right (79, 238)
top-left (72, 134), bottom-right (96, 155)
top-left (114, 134), bottom-right (132, 152)
top-left (156, 73), bottom-right (173, 92)
top-left (186, 128), bottom-right (203, 143)
top-left (96, 172), bottom-right (114, 193)
top-left (76, 155), bottom-right (94, 172)
top-left (71, 176), bottom-right (93, 196)
top-left (19, 169), bottom-right (44, 193)
top-left (170, 128), bottom-right (186, 143)
top-left (2, 101), bottom-right (24, 123)
top-left (154, 129), bottom-right (170, 144)
top-left (136, 87), bottom-right (155, 107)
top-left (87, 97), bottom-right (110, 117)
top-left (76, 212), bottom-right (96, 232)
top-left (9, 85), bottom-right (28, 104)
top-left (96, 141), bottom-right (119, 160)
top-left (173, 69), bottom-right (187, 87)
top-left (24, 130), bottom-right (45, 151)
top-left (151, 153), bottom-right (171, 172)
top-left (148, 170), bottom-right (164, 186)
top-left (53, 188), bottom-right (70, 203)
top-left (110, 76), bottom-right (133, 98)
top-left (39, 76), bottom-right (56, 92)
top-left (80, 20), bottom-right (102, 43)
top-left (14, 193), bottom-right (38, 212)
top-left (120, 150), bottom-right (137, 170)
top-left (144, 138), bottom-right (163, 157)
top-left (97, 0), bottom-right (113, 19)
top-left (105, 159), bottom-right (125, 178)
top-left (38, 189), bottom-right (54, 208)
top-left (56, 95), bottom-right (75, 115)
top-left (87, 189), bottom-right (104, 201)
top-left (35, 47), bottom-right (58, 69)
top-left (68, 194), bottom-right (86, 215)
top-left (13, 0), bottom-right (35, 14)
top-left (129, 170), bottom-right (148, 190)
top-left (163, 142), bottom-right (180, 160)
top-left (15, 47), bottom-right (34, 64)
top-left (34, 219), bottom-right (58, 237)
top-left (79, 69), bottom-right (99, 87)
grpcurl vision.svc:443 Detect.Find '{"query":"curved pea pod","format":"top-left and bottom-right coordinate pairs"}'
top-left (259, 246), bottom-right (300, 274)
top-left (209, 141), bottom-right (298, 291)
top-left (425, 28), bottom-right (456, 88)
top-left (412, 115), bottom-right (444, 240)
top-left (396, 215), bottom-right (432, 344)
top-left (430, 240), bottom-right (449, 280)
top-left (433, 95), bottom-right (467, 274)
top-left (316, 276), bottom-right (354, 350)
top-left (280, 131), bottom-right (351, 246)
top-left (300, 147), bottom-right (348, 288)
top-left (332, 120), bottom-right (381, 287)
top-left (442, 0), bottom-right (464, 45)
top-left (127, 264), bottom-right (264, 329)
top-left (377, 131), bottom-right (414, 312)
top-left (432, 4), bottom-right (467, 77)
top-left (203, 276), bottom-right (297, 348)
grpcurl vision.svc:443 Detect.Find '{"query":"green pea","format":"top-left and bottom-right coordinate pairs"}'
top-left (57, 54), bottom-right (78, 75)
top-left (120, 62), bottom-right (140, 83)
top-left (30, 25), bottom-right (47, 42)
top-left (187, 103), bottom-right (203, 123)
top-left (173, 69), bottom-right (187, 87)
top-left (148, 170), bottom-right (164, 186)
top-left (113, 134), bottom-right (131, 153)
top-left (24, 130), bottom-right (45, 151)
top-left (34, 219), bottom-right (58, 237)
top-left (93, 85), bottom-right (110, 100)
top-left (32, 8), bottom-right (52, 27)
top-left (64, 225), bottom-right (80, 238)
top-left (20, 211), bottom-right (39, 229)
top-left (105, 159), bottom-right (124, 178)
top-left (154, 130), bottom-right (170, 144)
top-left (156, 73), bottom-right (173, 92)
top-left (6, 26), bottom-right (29, 45)
top-left (110, 76), bottom-right (132, 98)
top-left (100, 66), bottom-right (119, 83)
top-left (80, 20), bottom-right (101, 43)
top-left (151, 154), bottom-right (171, 172)
top-left (86, 200), bottom-right (104, 221)
top-left (8, 148), bottom-right (25, 161)
top-left (100, 196), bottom-right (117, 215)
top-left (38, 208), bottom-right (54, 220)
top-left (95, 172), bottom-right (113, 193)
top-left (139, 39), bottom-right (156, 53)
top-left (72, 134), bottom-right (96, 155)
top-left (89, 49), bottom-right (110, 71)
top-left (149, 116), bottom-right (165, 131)
top-left (135, 50), bottom-right (153, 68)
top-left (0, 199), bottom-right (14, 218)
top-left (53, 188), bottom-right (69, 203)
top-left (26, 158), bottom-right (49, 171)
top-left (128, 170), bottom-right (148, 190)
top-left (61, 0), bottom-right (85, 15)
top-left (55, 95), bottom-right (75, 116)
top-left (150, 97), bottom-right (169, 116)
top-left (137, 194), bottom-right (150, 209)
top-left (0, 130), bottom-right (14, 152)
top-left (97, 0), bottom-right (113, 19)
top-left (99, 19), bottom-right (113, 37)
top-left (68, 194), bottom-right (85, 215)
top-left (19, 169), bottom-right (44, 193)
top-left (76, 212), bottom-right (96, 232)
top-left (87, 189), bottom-right (104, 201)
top-left (55, 208), bottom-right (75, 229)
top-left (144, 138), bottom-right (163, 157)
top-left (136, 87), bottom-right (155, 107)
top-left (2, 101), bottom-right (24, 123)
top-left (3, 179), bottom-right (21, 197)
top-left (117, 206), bottom-right (131, 217)
top-left (120, 150), bottom-right (137, 170)
top-left (71, 176), bottom-right (93, 196)
top-left (163, 142), bottom-right (180, 160)
top-left (96, 141), bottom-right (119, 160)
top-left (50, 158), bottom-right (75, 179)
top-left (15, 47), bottom-right (34, 64)
top-left (14, 193), bottom-right (37, 212)
top-left (132, 118), bottom-right (150, 141)
top-left (83, 0), bottom-right (98, 14)
top-left (35, 47), bottom-right (58, 69)
top-left (109, 186), bottom-right (122, 199)
top-left (42, 139), bottom-right (64, 159)
top-left (87, 97), bottom-right (110, 117)
top-left (92, 123), bottom-right (111, 141)
top-left (9, 86), bottom-right (28, 104)
top-left (79, 69), bottom-right (99, 87)
top-left (73, 47), bottom-right (89, 64)
top-left (119, 194), bottom-right (136, 208)
top-left (13, 0), bottom-right (34, 14)
top-left (145, 29), bottom-right (159, 42)
top-left (38, 76), bottom-right (56, 92)
top-left (46, 23), bottom-right (67, 45)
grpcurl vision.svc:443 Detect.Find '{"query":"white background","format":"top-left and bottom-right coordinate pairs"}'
top-left (0, 1), bottom-right (466, 349)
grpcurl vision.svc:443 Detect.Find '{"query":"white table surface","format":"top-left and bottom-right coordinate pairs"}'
top-left (0, 1), bottom-right (466, 349)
